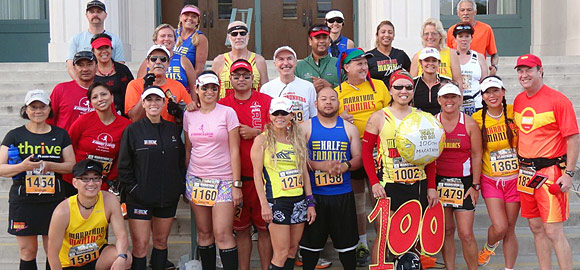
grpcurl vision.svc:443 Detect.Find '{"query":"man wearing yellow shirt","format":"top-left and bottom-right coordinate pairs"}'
top-left (335, 48), bottom-right (390, 266)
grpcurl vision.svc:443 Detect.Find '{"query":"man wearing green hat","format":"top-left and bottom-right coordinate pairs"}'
top-left (335, 48), bottom-right (390, 266)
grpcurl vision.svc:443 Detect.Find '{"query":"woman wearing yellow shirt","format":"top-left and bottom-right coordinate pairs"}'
top-left (251, 97), bottom-right (316, 270)
top-left (471, 76), bottom-right (519, 268)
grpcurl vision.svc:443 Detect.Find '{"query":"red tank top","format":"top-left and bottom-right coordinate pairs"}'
top-left (436, 113), bottom-right (472, 177)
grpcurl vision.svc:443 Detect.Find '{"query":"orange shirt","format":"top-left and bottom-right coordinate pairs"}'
top-left (513, 85), bottom-right (578, 159)
top-left (124, 78), bottom-right (193, 123)
top-left (447, 21), bottom-right (498, 57)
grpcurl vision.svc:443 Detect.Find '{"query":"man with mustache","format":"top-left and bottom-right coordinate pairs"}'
top-left (212, 21), bottom-right (269, 99)
top-left (66, 0), bottom-right (125, 80)
top-left (124, 45), bottom-right (195, 123)
top-left (262, 46), bottom-right (317, 125)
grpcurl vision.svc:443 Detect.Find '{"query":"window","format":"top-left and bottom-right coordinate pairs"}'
top-left (283, 0), bottom-right (297, 19)
top-left (440, 0), bottom-right (516, 16)
top-left (317, 0), bottom-right (332, 19)
top-left (218, 0), bottom-right (232, 20)
top-left (0, 0), bottom-right (47, 20)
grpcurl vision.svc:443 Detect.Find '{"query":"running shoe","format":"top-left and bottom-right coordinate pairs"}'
top-left (356, 244), bottom-right (371, 267)
top-left (294, 253), bottom-right (333, 269)
top-left (148, 259), bottom-right (175, 269)
top-left (478, 242), bottom-right (498, 266)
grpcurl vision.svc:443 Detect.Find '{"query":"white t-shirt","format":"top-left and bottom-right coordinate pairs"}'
top-left (261, 76), bottom-right (317, 123)
top-left (67, 30), bottom-right (125, 62)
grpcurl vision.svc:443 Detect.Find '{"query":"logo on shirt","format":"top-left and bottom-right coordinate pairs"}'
top-left (92, 133), bottom-right (115, 150)
top-left (275, 149), bottom-right (295, 161)
top-left (250, 101), bottom-right (264, 129)
top-left (74, 97), bottom-right (95, 114)
top-left (515, 107), bottom-right (556, 134)
top-left (144, 140), bottom-right (157, 146)
top-left (191, 124), bottom-right (214, 137)
top-left (283, 92), bottom-right (306, 103)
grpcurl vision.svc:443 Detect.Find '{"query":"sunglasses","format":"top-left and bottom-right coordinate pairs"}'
top-left (272, 110), bottom-right (290, 116)
top-left (455, 25), bottom-right (472, 31)
top-left (327, 18), bottom-right (344, 24)
top-left (79, 176), bottom-right (102, 183)
top-left (309, 25), bottom-right (331, 33)
top-left (149, 56), bottom-right (168, 63)
top-left (392, 85), bottom-right (414, 90)
top-left (230, 31), bottom-right (248, 37)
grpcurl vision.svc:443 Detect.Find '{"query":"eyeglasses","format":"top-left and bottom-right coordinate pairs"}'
top-left (392, 85), bottom-right (414, 91)
top-left (230, 31), bottom-right (248, 37)
top-left (79, 176), bottom-right (102, 183)
top-left (149, 56), bottom-right (168, 63)
top-left (27, 104), bottom-right (49, 111)
top-left (231, 74), bottom-right (252, 80)
top-left (327, 18), bottom-right (344, 24)
top-left (272, 110), bottom-right (290, 116)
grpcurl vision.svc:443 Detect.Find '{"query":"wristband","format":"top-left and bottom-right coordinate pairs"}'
top-left (305, 195), bottom-right (316, 207)
top-left (118, 254), bottom-right (128, 260)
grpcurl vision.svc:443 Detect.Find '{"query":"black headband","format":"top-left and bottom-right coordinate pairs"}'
top-left (228, 25), bottom-right (248, 33)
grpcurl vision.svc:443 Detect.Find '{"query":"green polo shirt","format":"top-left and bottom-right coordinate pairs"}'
top-left (294, 53), bottom-right (341, 88)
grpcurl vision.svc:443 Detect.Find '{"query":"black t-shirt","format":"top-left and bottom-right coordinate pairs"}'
top-left (412, 75), bottom-right (451, 115)
top-left (95, 61), bottom-right (134, 117)
top-left (367, 47), bottom-right (411, 87)
top-left (2, 125), bottom-right (72, 203)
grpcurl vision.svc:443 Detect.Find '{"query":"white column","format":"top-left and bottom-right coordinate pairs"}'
top-left (357, 0), bottom-right (439, 57)
top-left (566, 0), bottom-right (580, 55)
top-left (48, 0), bottom-right (155, 62)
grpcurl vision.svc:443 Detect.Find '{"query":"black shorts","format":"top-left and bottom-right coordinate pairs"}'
top-left (350, 167), bottom-right (367, 180)
top-left (384, 180), bottom-right (429, 211)
top-left (300, 192), bottom-right (358, 251)
top-left (436, 175), bottom-right (475, 211)
top-left (126, 200), bottom-right (178, 220)
top-left (62, 244), bottom-right (108, 270)
top-left (8, 200), bottom-right (61, 236)
top-left (267, 196), bottom-right (307, 225)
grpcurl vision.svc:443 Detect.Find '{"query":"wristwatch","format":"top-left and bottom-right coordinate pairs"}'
top-left (565, 170), bottom-right (575, 177)
top-left (491, 64), bottom-right (498, 71)
top-left (118, 254), bottom-right (128, 260)
top-left (472, 184), bottom-right (481, 191)
top-left (233, 180), bottom-right (243, 188)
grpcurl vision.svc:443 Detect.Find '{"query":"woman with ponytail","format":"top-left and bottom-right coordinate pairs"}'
top-left (175, 5), bottom-right (208, 76)
top-left (471, 76), bottom-right (519, 269)
top-left (251, 97), bottom-right (316, 269)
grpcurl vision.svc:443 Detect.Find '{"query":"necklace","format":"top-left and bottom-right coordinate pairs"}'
top-left (97, 64), bottom-right (115, 76)
top-left (347, 82), bottom-right (360, 91)
top-left (78, 195), bottom-right (98, 210)
top-left (486, 110), bottom-right (503, 119)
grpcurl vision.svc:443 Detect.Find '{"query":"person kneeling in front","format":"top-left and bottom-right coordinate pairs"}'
top-left (48, 159), bottom-right (132, 270)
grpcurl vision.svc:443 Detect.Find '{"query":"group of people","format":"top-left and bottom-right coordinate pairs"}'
top-left (0, 0), bottom-right (577, 270)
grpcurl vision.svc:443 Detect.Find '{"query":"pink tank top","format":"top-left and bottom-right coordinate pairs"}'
top-left (436, 113), bottom-right (472, 177)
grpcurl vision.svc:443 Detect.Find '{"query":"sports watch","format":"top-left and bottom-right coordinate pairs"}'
top-left (233, 180), bottom-right (243, 188)
top-left (472, 184), bottom-right (481, 191)
top-left (565, 170), bottom-right (575, 177)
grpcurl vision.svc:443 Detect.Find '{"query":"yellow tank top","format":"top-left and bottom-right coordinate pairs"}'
top-left (263, 140), bottom-right (304, 199)
top-left (417, 47), bottom-right (453, 79)
top-left (59, 191), bottom-right (108, 268)
top-left (377, 107), bottom-right (426, 186)
top-left (219, 52), bottom-right (261, 99)
top-left (472, 105), bottom-right (519, 177)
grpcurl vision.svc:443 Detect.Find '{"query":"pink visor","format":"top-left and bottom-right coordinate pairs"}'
top-left (181, 6), bottom-right (200, 16)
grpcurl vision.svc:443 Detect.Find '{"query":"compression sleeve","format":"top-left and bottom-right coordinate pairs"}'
top-left (362, 131), bottom-right (380, 187)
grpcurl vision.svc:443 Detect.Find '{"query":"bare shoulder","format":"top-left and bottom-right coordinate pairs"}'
top-left (465, 114), bottom-right (480, 130)
top-left (344, 119), bottom-right (360, 136)
top-left (52, 198), bottom-right (70, 220)
top-left (254, 53), bottom-right (266, 63)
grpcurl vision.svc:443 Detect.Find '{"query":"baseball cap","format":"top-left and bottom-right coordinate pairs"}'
top-left (25, 89), bottom-right (50, 106)
top-left (480, 76), bottom-right (505, 93)
top-left (73, 51), bottom-right (96, 65)
top-left (325, 10), bottom-right (344, 20)
top-left (141, 86), bottom-right (166, 101)
top-left (147, 44), bottom-right (171, 58)
top-left (438, 83), bottom-right (461, 96)
top-left (181, 6), bottom-right (200, 16)
top-left (308, 25), bottom-right (330, 37)
top-left (90, 36), bottom-right (112, 50)
top-left (340, 48), bottom-right (373, 66)
top-left (389, 70), bottom-right (414, 88)
top-left (419, 47), bottom-right (441, 60)
top-left (73, 159), bottom-right (103, 178)
top-left (86, 0), bottom-right (106, 12)
top-left (514, 54), bottom-right (542, 69)
top-left (273, 46), bottom-right (297, 60)
top-left (230, 59), bottom-right (253, 73)
top-left (269, 97), bottom-right (293, 114)
top-left (196, 73), bottom-right (220, 87)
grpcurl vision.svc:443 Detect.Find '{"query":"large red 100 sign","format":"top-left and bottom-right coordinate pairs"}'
top-left (367, 198), bottom-right (444, 269)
